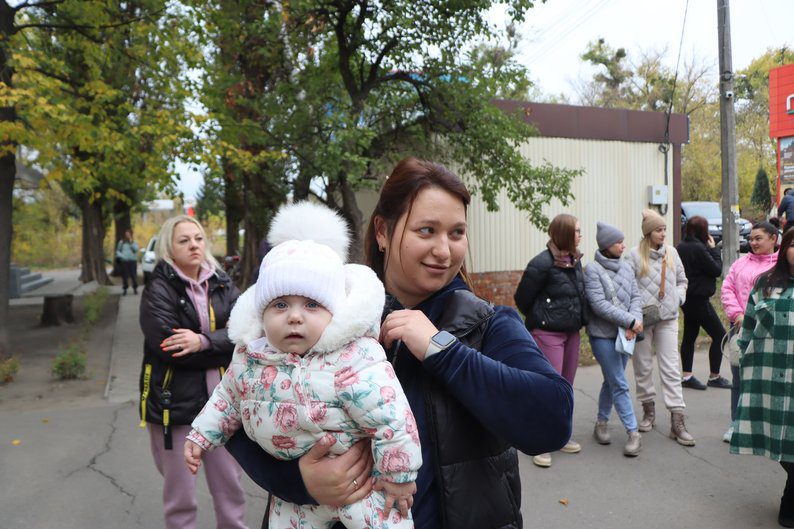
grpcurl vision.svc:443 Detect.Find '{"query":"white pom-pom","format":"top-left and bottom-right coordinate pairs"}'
top-left (267, 202), bottom-right (351, 262)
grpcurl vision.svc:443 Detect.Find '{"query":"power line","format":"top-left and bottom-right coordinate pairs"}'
top-left (523, 0), bottom-right (613, 67)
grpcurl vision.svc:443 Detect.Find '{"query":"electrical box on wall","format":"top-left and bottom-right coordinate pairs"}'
top-left (647, 185), bottom-right (669, 205)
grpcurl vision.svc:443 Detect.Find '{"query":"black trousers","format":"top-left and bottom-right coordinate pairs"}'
top-left (680, 295), bottom-right (726, 374)
top-left (784, 462), bottom-right (794, 500)
top-left (120, 260), bottom-right (138, 290)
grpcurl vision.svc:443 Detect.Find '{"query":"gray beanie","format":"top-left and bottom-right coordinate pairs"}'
top-left (596, 221), bottom-right (624, 251)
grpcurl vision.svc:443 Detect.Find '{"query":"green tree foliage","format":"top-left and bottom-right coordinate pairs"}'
top-left (579, 38), bottom-right (713, 114)
top-left (575, 39), bottom-right (790, 211)
top-left (734, 48), bottom-right (794, 212)
top-left (194, 0), bottom-right (580, 269)
top-left (13, 1), bottom-right (199, 283)
top-left (748, 166), bottom-right (772, 220)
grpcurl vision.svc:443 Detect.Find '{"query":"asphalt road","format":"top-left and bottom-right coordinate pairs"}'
top-left (0, 289), bottom-right (785, 528)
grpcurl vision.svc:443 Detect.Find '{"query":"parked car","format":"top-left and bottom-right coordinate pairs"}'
top-left (680, 201), bottom-right (752, 252)
top-left (141, 236), bottom-right (157, 284)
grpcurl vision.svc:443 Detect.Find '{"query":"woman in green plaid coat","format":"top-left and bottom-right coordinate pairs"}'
top-left (731, 228), bottom-right (794, 528)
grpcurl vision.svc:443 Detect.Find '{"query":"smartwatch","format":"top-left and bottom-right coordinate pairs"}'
top-left (425, 330), bottom-right (457, 359)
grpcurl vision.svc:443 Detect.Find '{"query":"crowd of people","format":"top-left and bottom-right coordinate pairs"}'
top-left (131, 159), bottom-right (793, 529)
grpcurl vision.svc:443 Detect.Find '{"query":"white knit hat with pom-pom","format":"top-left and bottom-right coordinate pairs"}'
top-left (254, 202), bottom-right (350, 315)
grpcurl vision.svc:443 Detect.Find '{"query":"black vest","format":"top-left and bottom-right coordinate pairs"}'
top-left (426, 289), bottom-right (522, 529)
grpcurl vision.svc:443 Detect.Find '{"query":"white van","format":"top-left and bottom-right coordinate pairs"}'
top-left (141, 236), bottom-right (157, 284)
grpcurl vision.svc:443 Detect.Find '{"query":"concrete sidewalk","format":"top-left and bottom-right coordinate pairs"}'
top-left (1, 289), bottom-right (787, 528)
top-left (105, 289), bottom-right (144, 404)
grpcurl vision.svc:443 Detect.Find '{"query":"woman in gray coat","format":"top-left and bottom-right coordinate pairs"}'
top-left (584, 222), bottom-right (644, 456)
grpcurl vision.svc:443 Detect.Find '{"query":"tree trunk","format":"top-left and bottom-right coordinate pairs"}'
top-left (110, 200), bottom-right (132, 277)
top-left (0, 0), bottom-right (16, 358)
top-left (0, 151), bottom-right (13, 358)
top-left (223, 164), bottom-right (242, 257)
top-left (78, 194), bottom-right (111, 285)
top-left (337, 172), bottom-right (364, 263)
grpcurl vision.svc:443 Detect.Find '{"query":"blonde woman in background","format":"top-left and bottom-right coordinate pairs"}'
top-left (139, 215), bottom-right (247, 529)
top-left (627, 209), bottom-right (693, 446)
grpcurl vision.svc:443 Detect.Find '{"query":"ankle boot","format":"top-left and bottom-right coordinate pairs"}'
top-left (638, 401), bottom-right (655, 432)
top-left (593, 421), bottom-right (611, 445)
top-left (670, 411), bottom-right (695, 446)
top-left (623, 431), bottom-right (641, 457)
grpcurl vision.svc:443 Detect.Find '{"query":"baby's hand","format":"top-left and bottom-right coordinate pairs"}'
top-left (184, 440), bottom-right (205, 475)
top-left (376, 479), bottom-right (416, 518)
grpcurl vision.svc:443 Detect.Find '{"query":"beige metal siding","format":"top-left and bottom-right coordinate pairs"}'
top-left (467, 138), bottom-right (674, 273)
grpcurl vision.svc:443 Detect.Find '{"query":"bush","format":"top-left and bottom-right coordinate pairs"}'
top-left (0, 357), bottom-right (20, 383)
top-left (52, 344), bottom-right (87, 380)
top-left (83, 287), bottom-right (110, 328)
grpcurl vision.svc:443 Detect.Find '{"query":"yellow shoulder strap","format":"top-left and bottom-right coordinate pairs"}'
top-left (139, 364), bottom-right (152, 427)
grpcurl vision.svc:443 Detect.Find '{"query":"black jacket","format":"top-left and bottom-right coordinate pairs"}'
top-left (514, 249), bottom-right (587, 333)
top-left (139, 260), bottom-right (240, 428)
top-left (421, 289), bottom-right (522, 529)
top-left (676, 235), bottom-right (722, 298)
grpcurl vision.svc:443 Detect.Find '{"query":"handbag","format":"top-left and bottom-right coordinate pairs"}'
top-left (722, 323), bottom-right (742, 367)
top-left (641, 254), bottom-right (666, 327)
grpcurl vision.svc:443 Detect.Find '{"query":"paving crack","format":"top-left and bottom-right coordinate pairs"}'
top-left (65, 403), bottom-right (137, 514)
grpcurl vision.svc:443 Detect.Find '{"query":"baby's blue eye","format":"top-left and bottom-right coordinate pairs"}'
top-left (273, 301), bottom-right (288, 309)
top-left (306, 300), bottom-right (320, 309)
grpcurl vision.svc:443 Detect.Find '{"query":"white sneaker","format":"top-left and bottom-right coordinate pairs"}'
top-left (722, 426), bottom-right (734, 443)
top-left (560, 440), bottom-right (582, 453)
top-left (532, 453), bottom-right (552, 467)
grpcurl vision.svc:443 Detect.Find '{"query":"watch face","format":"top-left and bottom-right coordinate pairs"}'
top-left (433, 331), bottom-right (456, 348)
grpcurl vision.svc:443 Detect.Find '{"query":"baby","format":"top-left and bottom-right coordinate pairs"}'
top-left (184, 202), bottom-right (421, 529)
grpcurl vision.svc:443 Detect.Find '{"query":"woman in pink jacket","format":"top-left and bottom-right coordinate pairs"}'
top-left (720, 221), bottom-right (778, 443)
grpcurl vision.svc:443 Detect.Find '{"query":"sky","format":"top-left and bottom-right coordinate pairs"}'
top-left (513, 0), bottom-right (793, 98)
top-left (176, 0), bottom-right (793, 200)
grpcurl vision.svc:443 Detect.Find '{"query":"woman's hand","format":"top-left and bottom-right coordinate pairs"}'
top-left (380, 309), bottom-right (439, 361)
top-left (632, 321), bottom-right (643, 334)
top-left (707, 235), bottom-right (716, 248)
top-left (625, 329), bottom-right (636, 341)
top-left (298, 436), bottom-right (374, 507)
top-left (163, 328), bottom-right (203, 357)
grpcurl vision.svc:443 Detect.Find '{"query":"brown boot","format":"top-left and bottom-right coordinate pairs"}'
top-left (638, 401), bottom-right (655, 432)
top-left (670, 411), bottom-right (695, 446)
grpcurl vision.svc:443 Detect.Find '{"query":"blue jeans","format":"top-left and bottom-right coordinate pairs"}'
top-left (590, 337), bottom-right (638, 432)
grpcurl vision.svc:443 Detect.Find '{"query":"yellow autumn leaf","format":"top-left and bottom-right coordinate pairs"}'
top-left (11, 439), bottom-right (21, 446)
top-left (558, 498), bottom-right (569, 506)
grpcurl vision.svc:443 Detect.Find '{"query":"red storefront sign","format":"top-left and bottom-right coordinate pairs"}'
top-left (770, 63), bottom-right (794, 139)
top-left (770, 64), bottom-right (794, 191)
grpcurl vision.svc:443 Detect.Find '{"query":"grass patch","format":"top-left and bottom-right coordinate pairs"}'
top-left (0, 357), bottom-right (20, 383)
top-left (52, 343), bottom-right (87, 380)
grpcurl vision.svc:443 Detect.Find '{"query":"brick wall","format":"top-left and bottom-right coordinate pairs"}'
top-left (469, 270), bottom-right (523, 308)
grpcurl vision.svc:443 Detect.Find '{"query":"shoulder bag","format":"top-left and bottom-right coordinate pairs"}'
top-left (641, 254), bottom-right (666, 327)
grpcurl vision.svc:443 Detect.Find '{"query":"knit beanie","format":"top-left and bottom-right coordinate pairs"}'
top-left (641, 208), bottom-right (666, 236)
top-left (596, 221), bottom-right (624, 251)
top-left (254, 202), bottom-right (350, 315)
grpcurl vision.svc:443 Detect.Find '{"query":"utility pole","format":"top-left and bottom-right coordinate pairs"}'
top-left (718, 0), bottom-right (739, 275)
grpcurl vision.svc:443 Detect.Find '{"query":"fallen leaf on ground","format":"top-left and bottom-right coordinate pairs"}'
top-left (12, 439), bottom-right (21, 445)
top-left (558, 498), bottom-right (569, 506)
